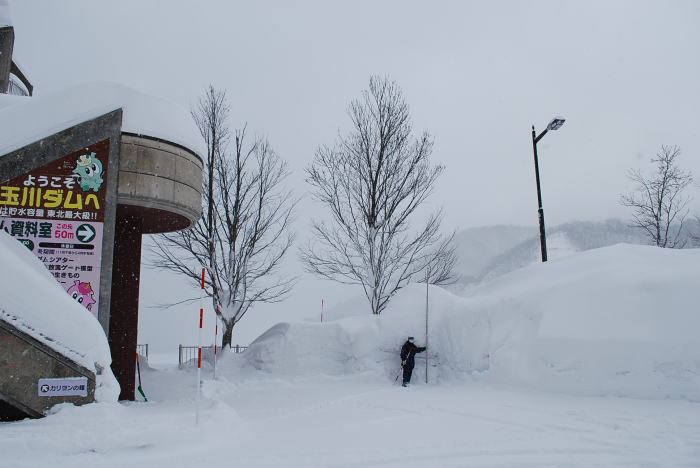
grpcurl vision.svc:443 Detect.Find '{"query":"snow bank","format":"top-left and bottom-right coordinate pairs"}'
top-left (472, 244), bottom-right (700, 399)
top-left (0, 231), bottom-right (119, 401)
top-left (0, 82), bottom-right (205, 157)
top-left (0, 94), bottom-right (25, 110)
top-left (240, 244), bottom-right (700, 400)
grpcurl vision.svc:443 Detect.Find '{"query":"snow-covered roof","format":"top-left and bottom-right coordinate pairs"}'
top-left (0, 231), bottom-right (112, 372)
top-left (0, 0), bottom-right (11, 28)
top-left (0, 82), bottom-right (205, 158)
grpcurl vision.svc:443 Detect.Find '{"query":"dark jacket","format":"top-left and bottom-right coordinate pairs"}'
top-left (400, 341), bottom-right (426, 369)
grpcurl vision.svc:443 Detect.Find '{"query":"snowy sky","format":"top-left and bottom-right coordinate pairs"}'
top-left (8, 0), bottom-right (700, 349)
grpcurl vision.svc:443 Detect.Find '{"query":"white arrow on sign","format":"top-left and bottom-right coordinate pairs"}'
top-left (76, 224), bottom-right (96, 243)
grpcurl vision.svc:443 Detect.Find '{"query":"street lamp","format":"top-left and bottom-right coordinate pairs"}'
top-left (531, 116), bottom-right (565, 262)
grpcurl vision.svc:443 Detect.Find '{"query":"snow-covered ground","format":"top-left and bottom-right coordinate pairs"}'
top-left (2, 243), bottom-right (700, 466)
top-left (2, 366), bottom-right (699, 467)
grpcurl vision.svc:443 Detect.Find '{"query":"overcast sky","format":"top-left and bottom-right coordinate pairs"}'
top-left (9, 0), bottom-right (700, 351)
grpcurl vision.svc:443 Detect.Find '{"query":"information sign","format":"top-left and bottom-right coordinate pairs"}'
top-left (38, 377), bottom-right (89, 397)
top-left (0, 140), bottom-right (110, 318)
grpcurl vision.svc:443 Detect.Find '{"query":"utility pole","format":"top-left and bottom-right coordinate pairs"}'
top-left (425, 268), bottom-right (429, 384)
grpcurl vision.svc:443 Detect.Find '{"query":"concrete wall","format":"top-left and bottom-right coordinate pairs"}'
top-left (0, 320), bottom-right (96, 420)
top-left (0, 26), bottom-right (13, 93)
top-left (118, 134), bottom-right (202, 233)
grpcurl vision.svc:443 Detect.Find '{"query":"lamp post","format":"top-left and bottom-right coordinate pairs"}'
top-left (531, 116), bottom-right (565, 262)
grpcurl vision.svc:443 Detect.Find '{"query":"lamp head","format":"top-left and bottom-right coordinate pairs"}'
top-left (547, 116), bottom-right (565, 131)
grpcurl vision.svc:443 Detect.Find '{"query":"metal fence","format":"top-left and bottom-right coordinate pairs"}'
top-left (136, 344), bottom-right (149, 359)
top-left (178, 344), bottom-right (248, 368)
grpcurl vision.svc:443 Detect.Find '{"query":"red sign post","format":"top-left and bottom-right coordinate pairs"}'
top-left (195, 267), bottom-right (205, 424)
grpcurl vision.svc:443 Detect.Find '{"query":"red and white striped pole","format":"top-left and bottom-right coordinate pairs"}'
top-left (196, 267), bottom-right (205, 425)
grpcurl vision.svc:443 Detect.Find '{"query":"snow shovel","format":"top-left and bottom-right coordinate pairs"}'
top-left (136, 353), bottom-right (148, 402)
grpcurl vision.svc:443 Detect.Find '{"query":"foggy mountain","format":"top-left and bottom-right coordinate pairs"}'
top-left (452, 218), bottom-right (699, 290)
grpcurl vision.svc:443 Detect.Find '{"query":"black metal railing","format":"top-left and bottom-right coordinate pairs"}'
top-left (178, 344), bottom-right (248, 368)
top-left (136, 344), bottom-right (149, 359)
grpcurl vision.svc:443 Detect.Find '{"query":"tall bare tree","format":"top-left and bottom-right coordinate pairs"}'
top-left (193, 85), bottom-right (229, 296)
top-left (151, 87), bottom-right (297, 347)
top-left (620, 145), bottom-right (693, 248)
top-left (302, 76), bottom-right (455, 315)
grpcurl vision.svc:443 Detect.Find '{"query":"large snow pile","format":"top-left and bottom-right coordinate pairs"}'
top-left (241, 244), bottom-right (700, 400)
top-left (0, 82), bottom-right (204, 157)
top-left (0, 231), bottom-right (119, 401)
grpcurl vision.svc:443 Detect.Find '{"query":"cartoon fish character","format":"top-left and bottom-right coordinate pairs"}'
top-left (67, 280), bottom-right (97, 311)
top-left (72, 152), bottom-right (104, 192)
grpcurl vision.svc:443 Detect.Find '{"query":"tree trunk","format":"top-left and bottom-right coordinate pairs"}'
top-left (222, 320), bottom-right (234, 348)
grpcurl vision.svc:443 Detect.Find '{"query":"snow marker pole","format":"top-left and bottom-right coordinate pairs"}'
top-left (135, 352), bottom-right (148, 402)
top-left (394, 362), bottom-right (403, 383)
top-left (196, 267), bottom-right (205, 425)
top-left (425, 269), bottom-right (429, 384)
top-left (321, 299), bottom-right (324, 323)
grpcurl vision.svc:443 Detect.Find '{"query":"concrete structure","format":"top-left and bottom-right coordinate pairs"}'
top-left (0, 23), bottom-right (31, 96)
top-left (0, 320), bottom-right (96, 421)
top-left (0, 26), bottom-right (14, 94)
top-left (118, 134), bottom-right (203, 232)
top-left (0, 14), bottom-right (203, 416)
top-left (109, 134), bottom-right (202, 399)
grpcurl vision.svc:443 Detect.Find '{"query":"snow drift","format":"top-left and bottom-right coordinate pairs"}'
top-left (240, 244), bottom-right (700, 400)
top-left (0, 231), bottom-right (119, 401)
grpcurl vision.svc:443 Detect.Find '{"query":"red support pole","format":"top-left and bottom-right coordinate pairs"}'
top-left (197, 307), bottom-right (203, 369)
top-left (196, 266), bottom-right (205, 424)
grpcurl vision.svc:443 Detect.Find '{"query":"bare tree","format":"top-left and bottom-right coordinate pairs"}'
top-left (302, 76), bottom-right (456, 315)
top-left (151, 87), bottom-right (297, 347)
top-left (692, 215), bottom-right (700, 247)
top-left (192, 85), bottom-right (229, 297)
top-left (620, 145), bottom-right (693, 248)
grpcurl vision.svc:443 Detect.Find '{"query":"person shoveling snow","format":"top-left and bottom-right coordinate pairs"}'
top-left (400, 336), bottom-right (426, 387)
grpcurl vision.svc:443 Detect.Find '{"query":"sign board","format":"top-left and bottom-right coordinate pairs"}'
top-left (0, 140), bottom-right (110, 318)
top-left (37, 377), bottom-right (88, 397)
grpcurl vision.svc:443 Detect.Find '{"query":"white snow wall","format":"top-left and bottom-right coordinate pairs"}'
top-left (242, 244), bottom-right (700, 400)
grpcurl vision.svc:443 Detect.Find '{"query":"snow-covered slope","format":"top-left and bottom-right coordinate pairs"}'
top-left (471, 244), bottom-right (700, 399)
top-left (241, 244), bottom-right (700, 400)
top-left (0, 231), bottom-right (118, 401)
